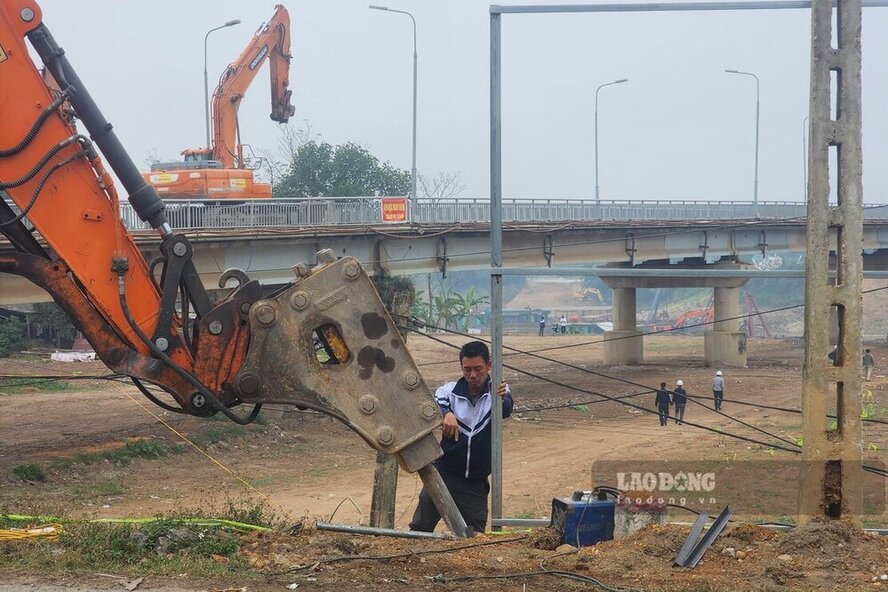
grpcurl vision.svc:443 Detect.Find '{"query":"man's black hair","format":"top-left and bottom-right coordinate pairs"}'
top-left (460, 341), bottom-right (490, 363)
top-left (660, 382), bottom-right (666, 388)
top-left (866, 348), bottom-right (871, 353)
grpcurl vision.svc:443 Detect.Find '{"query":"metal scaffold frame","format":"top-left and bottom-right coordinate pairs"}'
top-left (488, 0), bottom-right (887, 529)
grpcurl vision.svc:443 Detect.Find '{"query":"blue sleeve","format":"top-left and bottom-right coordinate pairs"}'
top-left (435, 385), bottom-right (451, 416)
top-left (502, 384), bottom-right (513, 418)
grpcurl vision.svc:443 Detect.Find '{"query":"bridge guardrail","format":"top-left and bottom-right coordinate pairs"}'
top-left (16, 196), bottom-right (888, 231)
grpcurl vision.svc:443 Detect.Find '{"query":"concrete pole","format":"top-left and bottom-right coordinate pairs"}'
top-left (798, 0), bottom-right (864, 525)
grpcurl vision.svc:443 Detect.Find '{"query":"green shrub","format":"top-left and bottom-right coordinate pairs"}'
top-left (0, 317), bottom-right (26, 358)
top-left (12, 463), bottom-right (46, 482)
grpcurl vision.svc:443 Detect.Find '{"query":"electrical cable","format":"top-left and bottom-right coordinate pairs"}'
top-left (327, 497), bottom-right (365, 523)
top-left (411, 327), bottom-right (888, 477)
top-left (518, 389), bottom-right (654, 412)
top-left (407, 306), bottom-right (888, 433)
top-left (410, 321), bottom-right (806, 451)
top-left (412, 328), bottom-right (802, 454)
top-left (415, 284), bottom-right (888, 367)
top-left (415, 306), bottom-right (801, 366)
top-left (680, 391), bottom-right (888, 425)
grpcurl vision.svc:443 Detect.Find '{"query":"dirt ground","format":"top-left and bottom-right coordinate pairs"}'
top-left (1, 334), bottom-right (887, 590)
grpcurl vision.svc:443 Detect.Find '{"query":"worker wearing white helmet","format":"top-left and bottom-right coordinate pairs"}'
top-left (712, 370), bottom-right (725, 411)
top-left (672, 380), bottom-right (687, 425)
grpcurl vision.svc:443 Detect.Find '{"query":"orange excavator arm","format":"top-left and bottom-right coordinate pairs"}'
top-left (0, 2), bottom-right (468, 536)
top-left (211, 4), bottom-right (295, 169)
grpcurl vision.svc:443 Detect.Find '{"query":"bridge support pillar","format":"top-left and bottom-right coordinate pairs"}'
top-left (704, 286), bottom-right (747, 368)
top-left (604, 287), bottom-right (643, 365)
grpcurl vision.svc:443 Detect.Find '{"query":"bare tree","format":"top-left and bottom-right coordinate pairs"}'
top-left (258, 120), bottom-right (319, 194)
top-left (417, 170), bottom-right (466, 202)
top-left (143, 149), bottom-right (160, 170)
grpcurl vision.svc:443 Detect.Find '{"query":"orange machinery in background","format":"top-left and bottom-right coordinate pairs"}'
top-left (144, 5), bottom-right (294, 200)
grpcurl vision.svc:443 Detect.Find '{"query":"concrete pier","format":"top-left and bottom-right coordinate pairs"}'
top-left (704, 286), bottom-right (747, 368)
top-left (603, 287), bottom-right (643, 365)
top-left (602, 261), bottom-right (749, 367)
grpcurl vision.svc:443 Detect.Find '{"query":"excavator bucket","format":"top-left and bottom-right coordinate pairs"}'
top-left (231, 249), bottom-right (468, 537)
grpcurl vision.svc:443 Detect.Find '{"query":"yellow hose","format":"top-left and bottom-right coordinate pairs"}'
top-left (0, 524), bottom-right (61, 541)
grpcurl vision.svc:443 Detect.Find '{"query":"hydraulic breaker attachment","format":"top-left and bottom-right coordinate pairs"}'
top-left (232, 249), bottom-right (468, 537)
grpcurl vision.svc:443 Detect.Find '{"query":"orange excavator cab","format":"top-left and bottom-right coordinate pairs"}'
top-left (144, 5), bottom-right (293, 200)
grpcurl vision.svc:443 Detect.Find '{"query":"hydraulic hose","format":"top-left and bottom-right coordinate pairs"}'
top-left (116, 273), bottom-right (261, 425)
top-left (0, 88), bottom-right (71, 157)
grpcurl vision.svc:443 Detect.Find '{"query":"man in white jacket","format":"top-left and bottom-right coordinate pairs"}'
top-left (409, 341), bottom-right (513, 534)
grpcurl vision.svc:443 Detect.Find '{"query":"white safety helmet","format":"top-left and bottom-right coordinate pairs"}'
top-left (676, 380), bottom-right (684, 386)
top-left (716, 370), bottom-right (722, 376)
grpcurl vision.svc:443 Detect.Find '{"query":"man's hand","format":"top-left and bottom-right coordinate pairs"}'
top-left (498, 381), bottom-right (508, 399)
top-left (442, 411), bottom-right (459, 441)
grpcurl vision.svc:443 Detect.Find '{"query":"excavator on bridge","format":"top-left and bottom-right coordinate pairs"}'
top-left (0, 1), bottom-right (467, 537)
top-left (144, 5), bottom-right (295, 200)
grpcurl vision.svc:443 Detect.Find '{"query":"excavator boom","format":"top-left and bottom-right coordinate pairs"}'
top-left (0, 1), bottom-right (466, 537)
top-left (145, 5), bottom-right (294, 200)
top-left (212, 4), bottom-right (295, 168)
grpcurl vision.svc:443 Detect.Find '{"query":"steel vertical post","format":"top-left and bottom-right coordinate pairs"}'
top-left (489, 10), bottom-right (504, 530)
top-left (594, 95), bottom-right (600, 202)
top-left (753, 79), bottom-right (760, 217)
top-left (593, 79), bottom-right (628, 203)
top-left (411, 41), bottom-right (418, 220)
top-left (203, 45), bottom-right (210, 150)
top-left (725, 69), bottom-right (760, 216)
top-left (369, 6), bottom-right (418, 220)
top-left (203, 20), bottom-right (240, 150)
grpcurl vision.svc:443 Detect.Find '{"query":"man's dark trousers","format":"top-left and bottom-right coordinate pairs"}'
top-left (713, 390), bottom-right (723, 410)
top-left (409, 467), bottom-right (489, 534)
top-left (657, 404), bottom-right (669, 426)
top-left (675, 403), bottom-right (686, 424)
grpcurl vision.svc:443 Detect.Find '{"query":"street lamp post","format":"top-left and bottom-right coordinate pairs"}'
top-left (594, 79), bottom-right (628, 203)
top-left (370, 5), bottom-right (418, 219)
top-left (725, 69), bottom-right (760, 217)
top-left (204, 19), bottom-right (241, 150)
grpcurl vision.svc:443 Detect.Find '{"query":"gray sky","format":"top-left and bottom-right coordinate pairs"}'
top-left (33, 1), bottom-right (888, 202)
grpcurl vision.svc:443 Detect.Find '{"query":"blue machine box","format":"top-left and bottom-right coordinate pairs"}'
top-left (550, 496), bottom-right (615, 547)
